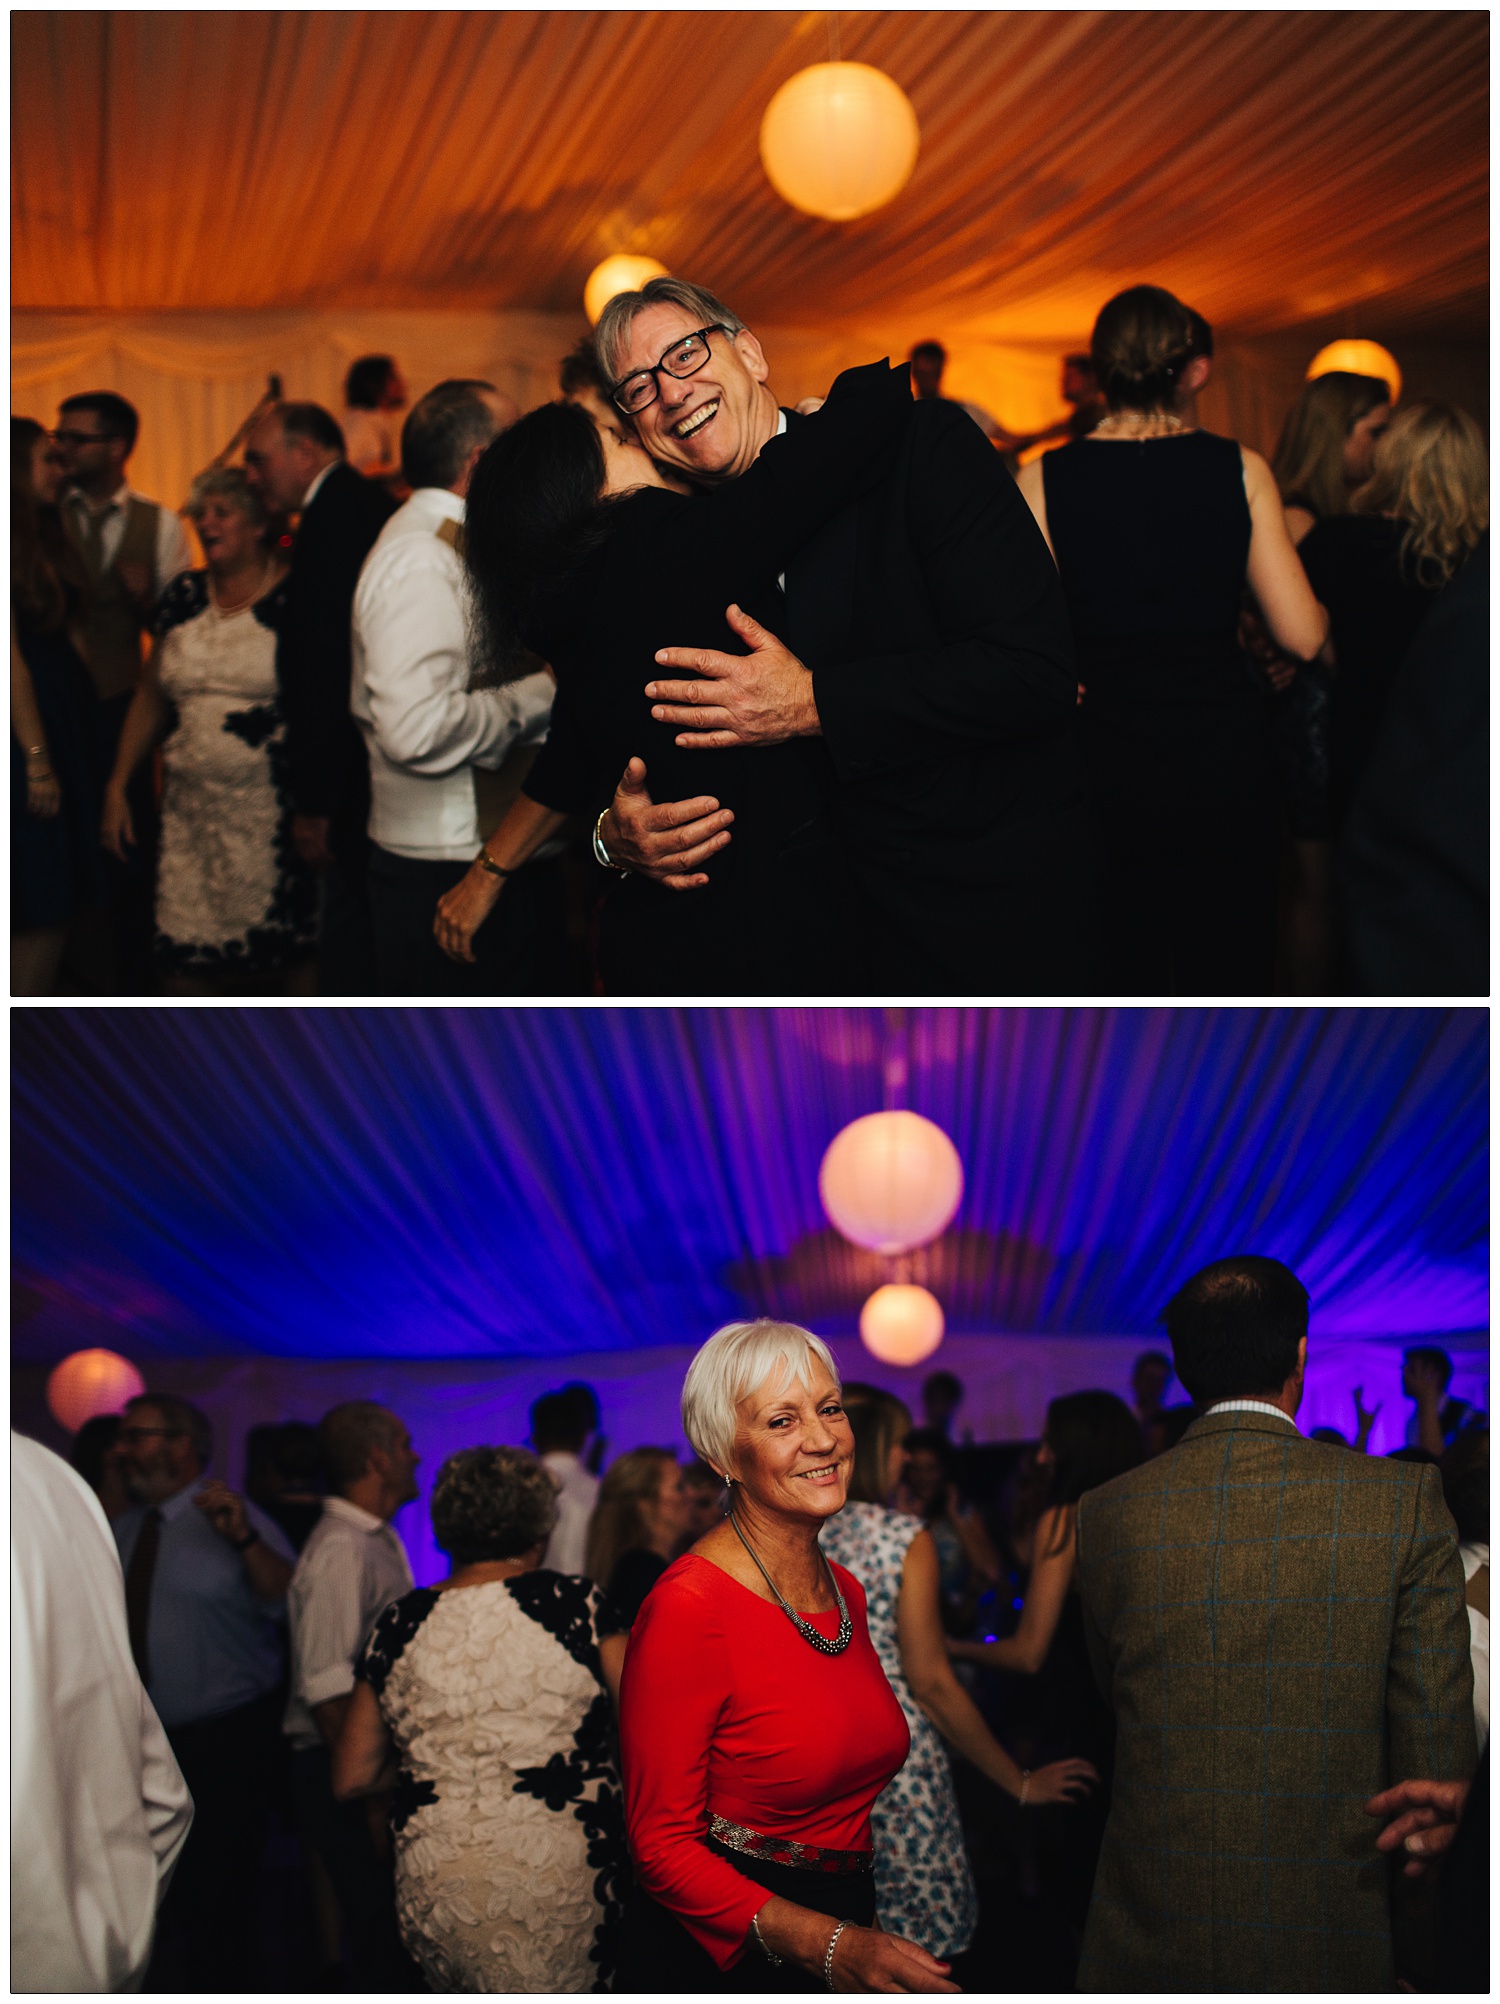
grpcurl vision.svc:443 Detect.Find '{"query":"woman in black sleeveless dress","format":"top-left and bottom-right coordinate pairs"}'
top-left (1017, 287), bottom-right (1327, 994)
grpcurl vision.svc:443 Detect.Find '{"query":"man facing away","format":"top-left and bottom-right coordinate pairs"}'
top-left (284, 1402), bottom-right (420, 1988)
top-left (12, 1432), bottom-right (192, 1991)
top-left (532, 1387), bottom-right (602, 1575)
top-left (243, 400), bottom-right (397, 994)
top-left (588, 276), bottom-right (1095, 994)
top-left (1076, 1256), bottom-right (1476, 1992)
top-left (351, 379), bottom-right (558, 995)
top-left (111, 1393), bottom-right (297, 1989)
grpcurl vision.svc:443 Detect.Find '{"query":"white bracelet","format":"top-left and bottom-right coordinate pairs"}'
top-left (591, 808), bottom-right (627, 875)
top-left (750, 1911), bottom-right (782, 1966)
top-left (823, 1918), bottom-right (848, 1990)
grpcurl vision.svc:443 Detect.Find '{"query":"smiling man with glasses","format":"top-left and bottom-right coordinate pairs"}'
top-left (586, 276), bottom-right (1097, 993)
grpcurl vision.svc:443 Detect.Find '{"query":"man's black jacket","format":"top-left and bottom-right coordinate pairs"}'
top-left (277, 460), bottom-right (397, 857)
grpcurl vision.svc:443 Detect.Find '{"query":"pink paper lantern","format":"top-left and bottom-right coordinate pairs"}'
top-left (819, 1110), bottom-right (963, 1255)
top-left (46, 1348), bottom-right (145, 1434)
top-left (859, 1284), bottom-right (946, 1367)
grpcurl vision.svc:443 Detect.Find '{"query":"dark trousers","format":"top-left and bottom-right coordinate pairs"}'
top-left (146, 1690), bottom-right (282, 1992)
top-left (316, 855), bottom-right (380, 996)
top-left (367, 842), bottom-right (568, 996)
top-left (60, 687), bottom-right (159, 993)
top-left (291, 1743), bottom-right (420, 1990)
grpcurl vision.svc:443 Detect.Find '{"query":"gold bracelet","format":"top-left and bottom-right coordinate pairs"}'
top-left (475, 849), bottom-right (519, 881)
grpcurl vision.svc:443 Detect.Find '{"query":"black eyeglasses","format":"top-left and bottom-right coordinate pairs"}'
top-left (610, 324), bottom-right (729, 417)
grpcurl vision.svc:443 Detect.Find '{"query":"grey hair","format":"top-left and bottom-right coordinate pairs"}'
top-left (430, 1445), bottom-right (558, 1565)
top-left (186, 464), bottom-right (268, 531)
top-left (317, 1401), bottom-right (403, 1491)
top-left (681, 1319), bottom-right (840, 1476)
top-left (595, 276), bottom-right (747, 389)
top-left (401, 379), bottom-right (505, 491)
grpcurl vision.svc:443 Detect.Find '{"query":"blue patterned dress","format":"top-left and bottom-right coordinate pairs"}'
top-left (819, 1502), bottom-right (978, 1957)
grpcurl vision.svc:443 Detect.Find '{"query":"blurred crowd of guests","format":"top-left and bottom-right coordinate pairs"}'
top-left (13, 304), bottom-right (1487, 1000)
top-left (17, 1332), bottom-right (1484, 1992)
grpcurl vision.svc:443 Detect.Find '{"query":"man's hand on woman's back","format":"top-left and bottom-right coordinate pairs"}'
top-left (600, 756), bottom-right (733, 888)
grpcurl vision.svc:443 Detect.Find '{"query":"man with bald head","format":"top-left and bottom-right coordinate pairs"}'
top-left (579, 276), bottom-right (1093, 991)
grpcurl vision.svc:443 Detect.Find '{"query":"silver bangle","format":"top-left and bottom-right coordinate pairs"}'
top-left (750, 1911), bottom-right (782, 1967)
top-left (591, 808), bottom-right (627, 876)
top-left (823, 1918), bottom-right (848, 1990)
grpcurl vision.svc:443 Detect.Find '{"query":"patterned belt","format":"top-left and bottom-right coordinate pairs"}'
top-left (706, 1814), bottom-right (872, 1875)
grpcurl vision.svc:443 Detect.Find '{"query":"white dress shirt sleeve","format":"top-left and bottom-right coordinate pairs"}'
top-left (154, 506), bottom-right (194, 596)
top-left (138, 1683), bottom-right (194, 1892)
top-left (355, 535), bottom-right (553, 776)
top-left (290, 1531), bottom-right (379, 1713)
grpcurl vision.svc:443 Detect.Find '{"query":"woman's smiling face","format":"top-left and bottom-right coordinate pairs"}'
top-left (728, 1361), bottom-right (852, 1524)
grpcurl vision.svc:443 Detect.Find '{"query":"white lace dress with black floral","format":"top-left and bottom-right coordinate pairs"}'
top-left (152, 572), bottom-right (316, 975)
top-left (359, 1571), bottom-right (628, 1993)
top-left (820, 1501), bottom-right (979, 1958)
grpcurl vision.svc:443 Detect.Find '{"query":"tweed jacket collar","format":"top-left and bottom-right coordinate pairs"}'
top-left (1179, 1405), bottom-right (1301, 1445)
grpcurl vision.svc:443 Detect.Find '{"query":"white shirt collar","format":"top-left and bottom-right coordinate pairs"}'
top-left (323, 1495), bottom-right (389, 1533)
top-left (1206, 1398), bottom-right (1298, 1427)
top-left (776, 409), bottom-right (788, 437)
top-left (68, 481), bottom-right (130, 517)
top-left (301, 460), bottom-right (339, 512)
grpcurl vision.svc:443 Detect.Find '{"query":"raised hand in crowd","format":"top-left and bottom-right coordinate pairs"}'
top-left (1351, 1385), bottom-right (1381, 1450)
top-left (194, 1477), bottom-right (295, 1600)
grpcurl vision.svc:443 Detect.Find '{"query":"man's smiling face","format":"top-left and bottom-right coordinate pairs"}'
top-left (612, 303), bottom-right (776, 486)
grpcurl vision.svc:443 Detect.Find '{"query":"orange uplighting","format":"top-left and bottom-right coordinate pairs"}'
top-left (46, 1348), bottom-right (145, 1433)
top-left (1306, 340), bottom-right (1402, 403)
top-left (760, 62), bottom-right (919, 221)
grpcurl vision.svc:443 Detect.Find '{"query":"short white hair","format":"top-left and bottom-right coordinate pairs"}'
top-left (681, 1318), bottom-right (840, 1475)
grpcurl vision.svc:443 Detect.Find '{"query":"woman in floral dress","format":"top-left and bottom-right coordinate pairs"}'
top-left (821, 1393), bottom-right (1096, 1960)
top-left (332, 1447), bottom-right (630, 1992)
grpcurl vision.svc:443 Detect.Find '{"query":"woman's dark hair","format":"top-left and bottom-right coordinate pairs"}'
top-left (344, 354), bottom-right (397, 409)
top-left (1090, 284), bottom-right (1198, 414)
top-left (430, 1445), bottom-right (557, 1565)
top-left (1163, 1255), bottom-right (1309, 1406)
top-left (845, 1390), bottom-right (913, 1506)
top-left (12, 417), bottom-right (67, 633)
top-left (1440, 1428), bottom-right (1488, 1543)
top-left (1042, 1391), bottom-right (1145, 1510)
top-left (69, 1413), bottom-right (122, 1496)
top-left (1271, 372), bottom-right (1391, 521)
top-left (463, 400), bottom-right (610, 675)
top-left (901, 1425), bottom-right (956, 1520)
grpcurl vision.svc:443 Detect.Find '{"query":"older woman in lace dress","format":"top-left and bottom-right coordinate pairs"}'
top-left (332, 1447), bottom-right (629, 1993)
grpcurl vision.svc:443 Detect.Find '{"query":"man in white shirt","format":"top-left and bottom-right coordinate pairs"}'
top-left (352, 377), bottom-right (558, 994)
top-left (12, 1431), bottom-right (193, 1992)
top-left (532, 1386), bottom-right (602, 1575)
top-left (285, 1401), bottom-right (420, 1987)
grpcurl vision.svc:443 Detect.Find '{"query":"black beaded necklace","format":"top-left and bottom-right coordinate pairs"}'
top-left (727, 1506), bottom-right (852, 1656)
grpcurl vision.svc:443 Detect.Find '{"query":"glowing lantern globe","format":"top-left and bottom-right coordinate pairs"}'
top-left (860, 1284), bottom-right (946, 1366)
top-left (819, 1110), bottom-right (963, 1255)
top-left (1306, 340), bottom-right (1402, 403)
top-left (759, 62), bottom-right (919, 221)
top-left (584, 255), bottom-right (670, 327)
top-left (46, 1348), bottom-right (145, 1433)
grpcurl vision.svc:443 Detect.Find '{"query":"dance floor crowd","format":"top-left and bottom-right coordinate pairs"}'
top-left (13, 280), bottom-right (1489, 1001)
top-left (14, 1260), bottom-right (1488, 1992)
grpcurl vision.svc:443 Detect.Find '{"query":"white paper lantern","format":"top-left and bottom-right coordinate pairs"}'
top-left (819, 1110), bottom-right (963, 1254)
top-left (760, 62), bottom-right (919, 221)
top-left (860, 1284), bottom-right (945, 1366)
top-left (46, 1348), bottom-right (145, 1433)
top-left (1306, 339), bottom-right (1402, 403)
top-left (584, 254), bottom-right (670, 327)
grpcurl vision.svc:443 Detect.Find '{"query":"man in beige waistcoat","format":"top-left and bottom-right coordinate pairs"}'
top-left (54, 391), bottom-right (192, 988)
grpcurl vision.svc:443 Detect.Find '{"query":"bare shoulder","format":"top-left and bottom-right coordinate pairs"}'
top-left (1240, 443), bottom-right (1276, 498)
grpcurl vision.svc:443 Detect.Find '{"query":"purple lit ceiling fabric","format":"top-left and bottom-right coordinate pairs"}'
top-left (11, 1007), bottom-right (1486, 1366)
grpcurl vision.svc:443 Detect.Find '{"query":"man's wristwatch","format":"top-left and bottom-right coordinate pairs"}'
top-left (592, 809), bottom-right (629, 876)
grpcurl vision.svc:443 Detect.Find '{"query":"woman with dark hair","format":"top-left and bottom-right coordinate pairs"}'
top-left (587, 1447), bottom-right (694, 1632)
top-left (432, 357), bottom-right (912, 993)
top-left (1272, 371), bottom-right (1394, 546)
top-left (1016, 285), bottom-right (1329, 992)
top-left (11, 415), bottom-right (105, 993)
top-left (821, 1392), bottom-right (1095, 1963)
top-left (948, 1390), bottom-right (1143, 1937)
top-left (332, 1444), bottom-right (629, 1991)
top-left (896, 1426), bottom-right (1001, 1631)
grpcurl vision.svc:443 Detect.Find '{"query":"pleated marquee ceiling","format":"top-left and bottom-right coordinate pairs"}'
top-left (12, 10), bottom-right (1488, 341)
top-left (10, 1008), bottom-right (1487, 1365)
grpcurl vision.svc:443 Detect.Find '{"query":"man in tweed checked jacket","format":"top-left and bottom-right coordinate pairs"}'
top-left (1076, 1256), bottom-right (1476, 1991)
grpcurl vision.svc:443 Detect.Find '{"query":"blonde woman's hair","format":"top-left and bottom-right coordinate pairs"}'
top-left (186, 463), bottom-right (269, 532)
top-left (584, 1446), bottom-right (676, 1585)
top-left (1270, 372), bottom-right (1392, 522)
top-left (1353, 400), bottom-right (1488, 587)
top-left (680, 1318), bottom-right (840, 1476)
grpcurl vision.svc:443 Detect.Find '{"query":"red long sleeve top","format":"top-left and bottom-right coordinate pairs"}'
top-left (619, 1552), bottom-right (910, 1969)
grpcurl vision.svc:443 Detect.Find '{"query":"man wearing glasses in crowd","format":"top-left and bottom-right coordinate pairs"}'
top-left (587, 277), bottom-right (1094, 992)
top-left (111, 1393), bottom-right (295, 1988)
top-left (53, 392), bottom-right (192, 985)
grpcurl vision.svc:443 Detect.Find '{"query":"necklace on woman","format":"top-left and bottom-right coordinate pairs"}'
top-left (1091, 411), bottom-right (1191, 440)
top-left (727, 1505), bottom-right (852, 1656)
top-left (209, 558), bottom-right (276, 618)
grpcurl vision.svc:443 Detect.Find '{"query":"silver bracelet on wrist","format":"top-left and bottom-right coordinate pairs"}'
top-left (750, 1912), bottom-right (782, 1966)
top-left (591, 808), bottom-right (628, 875)
top-left (823, 1918), bottom-right (848, 1990)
